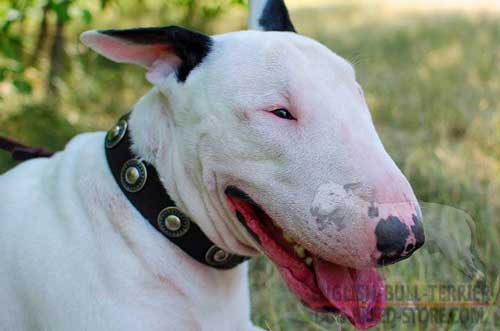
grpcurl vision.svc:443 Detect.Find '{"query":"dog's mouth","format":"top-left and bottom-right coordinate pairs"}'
top-left (225, 186), bottom-right (386, 330)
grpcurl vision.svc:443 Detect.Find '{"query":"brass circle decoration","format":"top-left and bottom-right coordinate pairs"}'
top-left (157, 207), bottom-right (190, 238)
top-left (165, 215), bottom-right (182, 232)
top-left (205, 245), bottom-right (232, 267)
top-left (105, 119), bottom-right (128, 149)
top-left (120, 159), bottom-right (147, 192)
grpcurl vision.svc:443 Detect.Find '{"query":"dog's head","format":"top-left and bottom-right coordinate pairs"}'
top-left (81, 1), bottom-right (424, 328)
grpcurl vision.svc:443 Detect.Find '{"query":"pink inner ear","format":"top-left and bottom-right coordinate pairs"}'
top-left (82, 32), bottom-right (174, 68)
top-left (146, 56), bottom-right (182, 85)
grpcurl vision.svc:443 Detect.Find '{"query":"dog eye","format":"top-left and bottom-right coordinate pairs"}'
top-left (270, 108), bottom-right (296, 120)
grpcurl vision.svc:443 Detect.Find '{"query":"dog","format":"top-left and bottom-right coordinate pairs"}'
top-left (0, 1), bottom-right (424, 330)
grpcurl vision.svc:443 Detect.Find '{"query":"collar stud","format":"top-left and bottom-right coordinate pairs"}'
top-left (105, 119), bottom-right (127, 149)
top-left (120, 159), bottom-right (147, 192)
top-left (205, 245), bottom-right (232, 267)
top-left (158, 207), bottom-right (190, 238)
top-left (165, 215), bottom-right (182, 231)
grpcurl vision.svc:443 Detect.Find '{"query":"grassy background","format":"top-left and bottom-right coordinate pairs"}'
top-left (1, 1), bottom-right (499, 330)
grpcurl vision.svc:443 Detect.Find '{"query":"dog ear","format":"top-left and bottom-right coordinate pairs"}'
top-left (80, 26), bottom-right (212, 84)
top-left (248, 0), bottom-right (296, 32)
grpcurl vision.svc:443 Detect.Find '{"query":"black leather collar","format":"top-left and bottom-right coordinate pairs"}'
top-left (105, 113), bottom-right (250, 269)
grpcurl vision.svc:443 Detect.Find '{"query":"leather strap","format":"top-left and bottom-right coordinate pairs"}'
top-left (104, 113), bottom-right (250, 270)
top-left (0, 136), bottom-right (53, 161)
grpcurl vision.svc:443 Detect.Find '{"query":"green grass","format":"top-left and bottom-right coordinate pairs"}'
top-left (1, 2), bottom-right (499, 330)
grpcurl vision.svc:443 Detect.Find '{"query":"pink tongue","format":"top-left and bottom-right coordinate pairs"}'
top-left (314, 257), bottom-right (386, 330)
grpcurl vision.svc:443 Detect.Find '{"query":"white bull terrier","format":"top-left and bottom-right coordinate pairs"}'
top-left (0, 1), bottom-right (425, 330)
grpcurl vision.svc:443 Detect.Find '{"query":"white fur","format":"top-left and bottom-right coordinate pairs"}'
top-left (0, 2), bottom-right (420, 330)
top-left (0, 131), bottom-right (257, 331)
top-left (248, 0), bottom-right (267, 30)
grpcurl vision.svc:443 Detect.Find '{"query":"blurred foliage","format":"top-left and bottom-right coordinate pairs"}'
top-left (0, 0), bottom-right (245, 97)
top-left (1, 1), bottom-right (500, 330)
top-left (0, 0), bottom-right (247, 169)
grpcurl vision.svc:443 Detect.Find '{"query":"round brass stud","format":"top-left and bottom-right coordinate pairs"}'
top-left (205, 245), bottom-right (232, 267)
top-left (165, 215), bottom-right (182, 232)
top-left (157, 207), bottom-right (190, 238)
top-left (105, 119), bottom-right (128, 149)
top-left (125, 167), bottom-right (140, 185)
top-left (120, 159), bottom-right (147, 192)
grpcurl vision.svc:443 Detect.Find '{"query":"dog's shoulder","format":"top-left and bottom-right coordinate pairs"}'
top-left (0, 132), bottom-right (101, 187)
top-left (0, 132), bottom-right (105, 222)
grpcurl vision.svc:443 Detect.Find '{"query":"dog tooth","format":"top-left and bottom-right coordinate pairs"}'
top-left (305, 257), bottom-right (313, 266)
top-left (294, 245), bottom-right (305, 259)
top-left (283, 233), bottom-right (294, 243)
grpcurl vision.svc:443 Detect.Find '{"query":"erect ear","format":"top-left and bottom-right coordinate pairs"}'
top-left (80, 25), bottom-right (212, 84)
top-left (248, 0), bottom-right (296, 32)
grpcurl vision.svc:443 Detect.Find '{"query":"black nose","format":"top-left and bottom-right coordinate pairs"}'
top-left (375, 215), bottom-right (425, 266)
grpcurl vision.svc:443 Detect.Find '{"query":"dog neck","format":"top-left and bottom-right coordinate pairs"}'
top-left (124, 88), bottom-right (259, 257)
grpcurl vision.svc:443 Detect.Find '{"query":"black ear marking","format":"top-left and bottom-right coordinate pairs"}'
top-left (100, 25), bottom-right (212, 82)
top-left (259, 0), bottom-right (296, 32)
